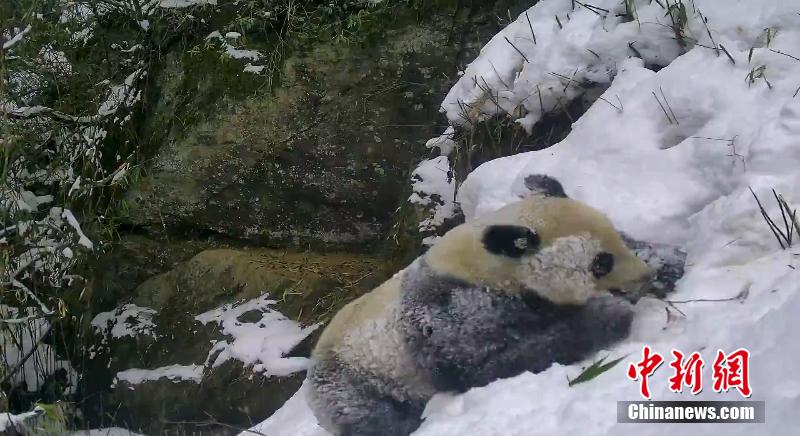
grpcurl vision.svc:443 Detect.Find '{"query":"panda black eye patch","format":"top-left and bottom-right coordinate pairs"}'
top-left (482, 225), bottom-right (540, 258)
top-left (591, 252), bottom-right (615, 278)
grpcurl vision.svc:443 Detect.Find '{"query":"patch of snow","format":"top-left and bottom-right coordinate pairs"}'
top-left (236, 380), bottom-right (326, 436)
top-left (69, 428), bottom-right (146, 436)
top-left (97, 70), bottom-right (142, 117)
top-left (409, 156), bottom-right (457, 238)
top-left (91, 304), bottom-right (158, 340)
top-left (112, 364), bottom-right (204, 388)
top-left (38, 45), bottom-right (72, 77)
top-left (206, 30), bottom-right (263, 62)
top-left (2, 25), bottom-right (32, 51)
top-left (249, 0), bottom-right (800, 434)
top-left (223, 45), bottom-right (262, 60)
top-left (61, 208), bottom-right (94, 249)
top-left (424, 126), bottom-right (457, 156)
top-left (0, 406), bottom-right (45, 433)
top-left (158, 0), bottom-right (217, 8)
top-left (244, 63), bottom-right (266, 74)
top-left (195, 294), bottom-right (319, 377)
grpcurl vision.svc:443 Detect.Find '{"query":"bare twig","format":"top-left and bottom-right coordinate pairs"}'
top-left (719, 44), bottom-right (736, 65)
top-left (575, 1), bottom-right (609, 16)
top-left (769, 48), bottom-right (800, 62)
top-left (697, 10), bottom-right (719, 55)
top-left (659, 87), bottom-right (679, 125)
top-left (667, 286), bottom-right (750, 304)
top-left (525, 12), bottom-right (537, 45)
top-left (503, 36), bottom-right (530, 63)
top-left (597, 96), bottom-right (623, 112)
top-left (652, 91), bottom-right (674, 124)
top-left (750, 187), bottom-right (799, 249)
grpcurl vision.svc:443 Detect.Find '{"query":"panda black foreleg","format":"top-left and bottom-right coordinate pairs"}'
top-left (308, 359), bottom-right (424, 436)
top-left (443, 295), bottom-right (635, 388)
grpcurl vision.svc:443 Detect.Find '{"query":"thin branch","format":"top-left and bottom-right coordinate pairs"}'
top-left (659, 87), bottom-right (679, 125)
top-left (652, 91), bottom-right (673, 124)
top-left (719, 44), bottom-right (736, 65)
top-left (769, 48), bottom-right (800, 62)
top-left (503, 36), bottom-right (530, 63)
top-left (597, 96), bottom-right (622, 112)
top-left (750, 186), bottom-right (787, 249)
top-left (525, 12), bottom-right (537, 45)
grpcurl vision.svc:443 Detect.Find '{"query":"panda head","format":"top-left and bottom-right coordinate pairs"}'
top-left (424, 195), bottom-right (652, 305)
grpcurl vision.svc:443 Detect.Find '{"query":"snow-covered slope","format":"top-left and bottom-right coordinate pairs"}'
top-left (244, 0), bottom-right (800, 434)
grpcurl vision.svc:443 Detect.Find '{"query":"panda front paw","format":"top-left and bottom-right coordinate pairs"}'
top-left (620, 233), bottom-right (687, 298)
top-left (580, 295), bottom-right (635, 344)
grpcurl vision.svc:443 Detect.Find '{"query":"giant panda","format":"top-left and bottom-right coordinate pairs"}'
top-left (307, 176), bottom-right (660, 436)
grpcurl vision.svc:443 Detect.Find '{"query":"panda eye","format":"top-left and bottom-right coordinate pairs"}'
top-left (591, 252), bottom-right (615, 278)
top-left (482, 225), bottom-right (540, 258)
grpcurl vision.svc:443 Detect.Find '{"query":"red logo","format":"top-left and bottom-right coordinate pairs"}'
top-left (712, 348), bottom-right (752, 397)
top-left (668, 349), bottom-right (704, 394)
top-left (627, 347), bottom-right (751, 400)
top-left (626, 346), bottom-right (664, 400)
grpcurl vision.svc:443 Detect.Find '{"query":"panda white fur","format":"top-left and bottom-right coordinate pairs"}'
top-left (307, 176), bottom-right (657, 436)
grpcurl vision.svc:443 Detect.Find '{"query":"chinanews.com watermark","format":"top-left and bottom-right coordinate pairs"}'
top-left (618, 346), bottom-right (765, 424)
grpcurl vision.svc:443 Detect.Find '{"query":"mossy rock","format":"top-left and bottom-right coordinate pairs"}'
top-left (80, 246), bottom-right (391, 432)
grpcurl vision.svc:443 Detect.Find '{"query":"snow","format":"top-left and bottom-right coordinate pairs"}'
top-left (91, 304), bottom-right (159, 340)
top-left (158, 0), bottom-right (217, 8)
top-left (61, 208), bottom-right (94, 250)
top-left (205, 30), bottom-right (266, 73)
top-left (112, 364), bottom-right (204, 388)
top-left (195, 294), bottom-right (320, 377)
top-left (236, 380), bottom-right (326, 436)
top-left (246, 0), bottom-right (800, 434)
top-left (69, 428), bottom-right (145, 436)
top-left (408, 156), bottom-right (457, 242)
top-left (0, 406), bottom-right (44, 433)
top-left (2, 25), bottom-right (32, 51)
top-left (244, 63), bottom-right (267, 74)
top-left (97, 70), bottom-right (143, 117)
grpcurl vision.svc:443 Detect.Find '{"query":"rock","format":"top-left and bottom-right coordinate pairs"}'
top-left (124, 13), bottom-right (463, 250)
top-left (82, 245), bottom-right (389, 434)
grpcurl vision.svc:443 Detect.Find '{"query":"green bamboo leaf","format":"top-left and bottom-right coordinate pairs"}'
top-left (568, 354), bottom-right (629, 387)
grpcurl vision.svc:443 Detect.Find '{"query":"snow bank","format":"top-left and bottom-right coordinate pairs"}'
top-left (247, 0), bottom-right (800, 434)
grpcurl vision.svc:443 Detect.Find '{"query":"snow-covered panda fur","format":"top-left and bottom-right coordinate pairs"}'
top-left (307, 176), bottom-right (660, 436)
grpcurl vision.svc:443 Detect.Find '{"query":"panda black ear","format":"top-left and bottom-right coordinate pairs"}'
top-left (482, 225), bottom-right (540, 258)
top-left (524, 174), bottom-right (568, 198)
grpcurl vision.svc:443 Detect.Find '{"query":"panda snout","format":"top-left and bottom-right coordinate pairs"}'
top-left (609, 288), bottom-right (625, 297)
